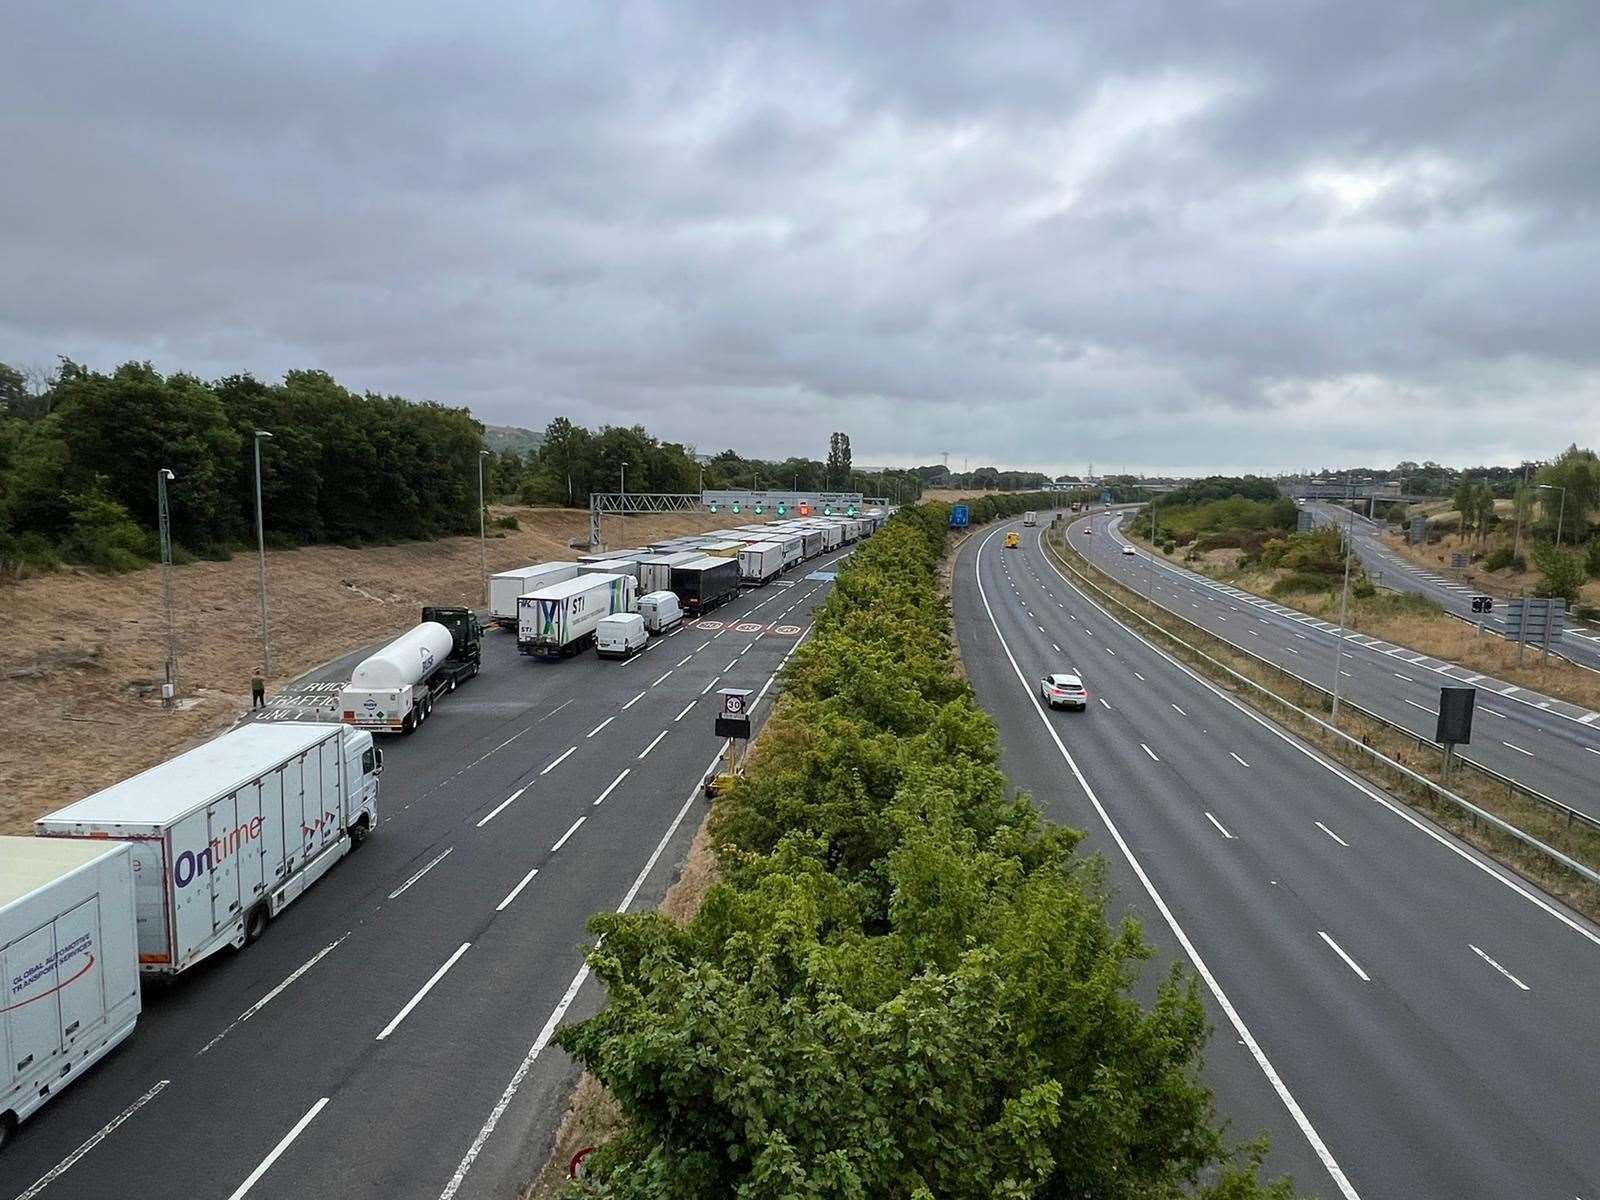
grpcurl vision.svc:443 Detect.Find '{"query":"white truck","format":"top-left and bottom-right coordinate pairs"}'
top-left (2, 838), bottom-right (140, 1149)
top-left (778, 535), bottom-right (805, 569)
top-left (596, 613), bottom-right (648, 659)
top-left (1023, 511), bottom-right (1037, 527)
top-left (518, 573), bottom-right (637, 657)
top-left (489, 562), bottom-right (578, 628)
top-left (35, 723), bottom-right (380, 976)
top-left (578, 558), bottom-right (641, 582)
top-left (738, 541), bottom-right (785, 587)
top-left (637, 552), bottom-right (699, 594)
top-left (338, 610), bottom-right (481, 735)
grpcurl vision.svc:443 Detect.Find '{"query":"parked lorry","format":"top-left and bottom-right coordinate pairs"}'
top-left (699, 540), bottom-right (744, 558)
top-left (489, 562), bottom-right (577, 628)
top-left (800, 530), bottom-right (823, 559)
top-left (738, 541), bottom-right (785, 587)
top-left (596, 613), bottom-right (648, 659)
top-left (638, 552), bottom-right (699, 594)
top-left (638, 590), bottom-right (684, 633)
top-left (778, 536), bottom-right (804, 569)
top-left (579, 558), bottom-right (640, 582)
top-left (36, 722), bottom-right (380, 976)
top-left (1023, 511), bottom-right (1037, 527)
top-left (2, 838), bottom-right (140, 1149)
top-left (672, 556), bottom-right (741, 615)
top-left (338, 608), bottom-right (481, 734)
top-left (519, 573), bottom-right (636, 657)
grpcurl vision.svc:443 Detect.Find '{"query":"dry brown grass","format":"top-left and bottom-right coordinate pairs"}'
top-left (1377, 529), bottom-right (1600, 608)
top-left (0, 506), bottom-right (733, 836)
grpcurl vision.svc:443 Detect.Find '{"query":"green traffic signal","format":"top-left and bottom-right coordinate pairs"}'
top-left (708, 502), bottom-right (718, 513)
top-left (732, 502), bottom-right (741, 514)
top-left (777, 503), bottom-right (786, 515)
top-left (754, 503), bottom-right (764, 514)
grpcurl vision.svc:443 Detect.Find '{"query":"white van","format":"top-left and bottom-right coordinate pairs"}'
top-left (596, 613), bottom-right (648, 658)
top-left (638, 591), bottom-right (684, 634)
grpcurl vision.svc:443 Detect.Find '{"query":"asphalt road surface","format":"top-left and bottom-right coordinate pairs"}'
top-left (1068, 507), bottom-right (1600, 822)
top-left (1, 547), bottom-right (849, 1200)
top-left (953, 518), bottom-right (1600, 1200)
top-left (1302, 501), bottom-right (1600, 673)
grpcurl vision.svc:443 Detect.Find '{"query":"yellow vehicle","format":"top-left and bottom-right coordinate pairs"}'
top-left (1004, 531), bottom-right (1021, 549)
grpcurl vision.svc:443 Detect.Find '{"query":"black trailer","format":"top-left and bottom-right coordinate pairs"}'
top-left (671, 556), bottom-right (741, 615)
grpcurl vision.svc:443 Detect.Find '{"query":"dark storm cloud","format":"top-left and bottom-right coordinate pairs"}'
top-left (3, 0), bottom-right (1597, 474)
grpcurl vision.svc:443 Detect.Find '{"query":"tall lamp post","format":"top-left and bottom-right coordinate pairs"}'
top-left (1511, 463), bottom-right (1529, 564)
top-left (478, 449), bottom-right (491, 606)
top-left (157, 468), bottom-right (178, 705)
top-left (1538, 483), bottom-right (1568, 548)
top-left (1330, 474), bottom-right (1367, 721)
top-left (252, 431), bottom-right (274, 677)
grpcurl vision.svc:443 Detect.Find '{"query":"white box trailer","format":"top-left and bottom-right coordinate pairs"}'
top-left (579, 558), bottom-right (640, 582)
top-left (518, 573), bottom-right (637, 657)
top-left (1023, 511), bottom-right (1037, 527)
top-left (738, 541), bottom-right (785, 586)
top-left (489, 563), bottom-right (578, 627)
top-left (779, 536), bottom-right (805, 568)
top-left (2, 838), bottom-right (140, 1144)
top-left (638, 552), bottom-right (700, 594)
top-left (35, 723), bottom-right (380, 977)
top-left (698, 540), bottom-right (744, 558)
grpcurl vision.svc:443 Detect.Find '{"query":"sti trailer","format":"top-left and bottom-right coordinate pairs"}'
top-left (35, 722), bottom-right (381, 976)
top-left (2, 838), bottom-right (140, 1148)
top-left (488, 562), bottom-right (578, 627)
top-left (518, 573), bottom-right (637, 657)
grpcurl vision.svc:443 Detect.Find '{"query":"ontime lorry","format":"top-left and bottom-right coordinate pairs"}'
top-left (671, 556), bottom-right (741, 615)
top-left (488, 562), bottom-right (577, 628)
top-left (35, 722), bottom-right (380, 976)
top-left (338, 607), bottom-right (481, 734)
top-left (518, 573), bottom-right (637, 657)
top-left (2, 838), bottom-right (140, 1150)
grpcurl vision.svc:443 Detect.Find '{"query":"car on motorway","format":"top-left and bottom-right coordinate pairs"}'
top-left (1040, 672), bottom-right (1088, 710)
top-left (1004, 531), bottom-right (1021, 548)
top-left (1080, 526), bottom-right (1092, 535)
top-left (1122, 545), bottom-right (1136, 556)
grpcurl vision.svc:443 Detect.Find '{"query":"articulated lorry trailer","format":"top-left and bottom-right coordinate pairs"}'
top-left (338, 607), bottom-right (481, 734)
top-left (488, 563), bottom-right (578, 628)
top-left (518, 573), bottom-right (637, 657)
top-left (672, 556), bottom-right (741, 615)
top-left (35, 722), bottom-right (381, 977)
top-left (738, 542), bottom-right (785, 587)
top-left (638, 551), bottom-right (700, 594)
top-left (1, 838), bottom-right (140, 1149)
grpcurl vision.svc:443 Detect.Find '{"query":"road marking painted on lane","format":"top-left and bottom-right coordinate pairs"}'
top-left (197, 935), bottom-right (350, 1056)
top-left (652, 670), bottom-right (674, 686)
top-left (676, 655), bottom-right (694, 667)
top-left (1098, 697), bottom-right (1111, 710)
top-left (1469, 943), bottom-right (1530, 991)
top-left (388, 847), bottom-right (454, 898)
top-left (1316, 821), bottom-right (1349, 847)
top-left (1106, 646), bottom-right (1116, 655)
top-left (224, 1097), bottom-right (330, 1200)
top-left (476, 786), bottom-right (528, 828)
top-left (1204, 812), bottom-right (1235, 839)
top-left (550, 816), bottom-right (586, 853)
top-left (1052, 643), bottom-right (1062, 652)
top-left (1480, 708), bottom-right (1508, 719)
top-left (1133, 671), bottom-right (1145, 681)
top-left (621, 690), bottom-right (645, 710)
top-left (725, 659), bottom-right (739, 672)
top-left (495, 865), bottom-right (539, 911)
top-left (9, 1079), bottom-right (171, 1200)
top-left (979, 530), bottom-right (1361, 1200)
top-left (1140, 742), bottom-right (1159, 761)
top-left (1230, 752), bottom-right (1249, 767)
top-left (1587, 746), bottom-right (1600, 757)
top-left (1285, 646), bottom-right (1300, 655)
top-left (674, 700), bottom-right (695, 722)
top-left (1502, 741), bottom-right (1535, 757)
top-left (700, 677), bottom-right (719, 696)
top-left (1171, 703), bottom-right (1187, 716)
top-left (1038, 625), bottom-right (1045, 633)
top-left (638, 730), bottom-right (668, 759)
top-left (541, 746), bottom-right (577, 775)
top-left (376, 943), bottom-right (472, 1040)
top-left (1402, 699), bottom-right (1434, 714)
top-left (1394, 673), bottom-right (1414, 682)
top-left (586, 716), bottom-right (613, 738)
top-left (1318, 931), bottom-right (1371, 982)
top-left (593, 768), bottom-right (631, 806)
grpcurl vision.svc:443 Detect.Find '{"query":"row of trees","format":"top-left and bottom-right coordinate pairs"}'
top-left (557, 495), bottom-right (1291, 1198)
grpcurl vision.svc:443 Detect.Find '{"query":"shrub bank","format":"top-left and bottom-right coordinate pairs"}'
top-left (555, 498), bottom-right (1291, 1199)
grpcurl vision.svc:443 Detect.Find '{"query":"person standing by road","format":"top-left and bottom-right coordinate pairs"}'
top-left (251, 666), bottom-right (266, 709)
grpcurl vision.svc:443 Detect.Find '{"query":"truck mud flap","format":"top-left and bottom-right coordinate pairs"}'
top-left (269, 837), bottom-right (350, 917)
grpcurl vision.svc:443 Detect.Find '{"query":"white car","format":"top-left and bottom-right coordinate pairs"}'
top-left (1122, 545), bottom-right (1136, 556)
top-left (1041, 673), bottom-right (1088, 711)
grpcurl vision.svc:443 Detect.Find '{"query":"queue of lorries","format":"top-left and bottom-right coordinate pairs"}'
top-left (1, 509), bottom-right (883, 1148)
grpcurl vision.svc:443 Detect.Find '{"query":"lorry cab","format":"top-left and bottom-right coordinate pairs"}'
top-left (1004, 532), bottom-right (1021, 549)
top-left (340, 726), bottom-right (383, 832)
top-left (596, 613), bottom-right (649, 659)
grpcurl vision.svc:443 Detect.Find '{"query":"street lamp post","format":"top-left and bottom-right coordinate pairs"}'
top-left (1538, 483), bottom-right (1568, 548)
top-left (1330, 475), bottom-right (1366, 722)
top-left (1511, 464), bottom-right (1529, 564)
top-left (157, 468), bottom-right (178, 705)
top-left (478, 449), bottom-right (491, 606)
top-left (1145, 504), bottom-right (1157, 604)
top-left (252, 431), bottom-right (274, 677)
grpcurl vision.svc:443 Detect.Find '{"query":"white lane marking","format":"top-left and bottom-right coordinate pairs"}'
top-left (541, 746), bottom-right (577, 775)
top-left (1171, 703), bottom-right (1187, 716)
top-left (1140, 742), bottom-right (1159, 762)
top-left (1286, 646), bottom-right (1300, 655)
top-left (388, 848), bottom-right (453, 899)
top-left (1038, 625), bottom-right (1046, 633)
top-left (676, 655), bottom-right (694, 667)
top-left (1394, 673), bottom-right (1414, 682)
top-left (979, 531), bottom-right (1360, 1199)
top-left (9, 1078), bottom-right (171, 1200)
top-left (652, 669), bottom-right (674, 686)
top-left (621, 690), bottom-right (646, 710)
top-left (725, 659), bottom-right (739, 672)
top-left (1205, 811), bottom-right (1236, 839)
top-left (1402, 699), bottom-right (1435, 714)
top-left (224, 1097), bottom-right (330, 1200)
top-left (1318, 931), bottom-right (1371, 982)
top-left (638, 729), bottom-right (668, 759)
top-left (197, 936), bottom-right (349, 1056)
top-left (376, 943), bottom-right (472, 1040)
top-left (593, 768), bottom-right (630, 806)
top-left (477, 786), bottom-right (529, 828)
top-left (1502, 741), bottom-right (1535, 757)
top-left (495, 865), bottom-right (540, 911)
top-left (550, 815), bottom-right (586, 853)
top-left (1106, 646), bottom-right (1116, 655)
top-left (1469, 944), bottom-right (1530, 991)
top-left (700, 677), bottom-right (719, 696)
top-left (674, 700), bottom-right (696, 722)
top-left (439, 748), bottom-right (721, 1200)
top-left (1316, 821), bottom-right (1349, 847)
top-left (586, 716), bottom-right (614, 738)
top-left (1052, 643), bottom-right (1062, 652)
top-left (1230, 752), bottom-right (1249, 767)
top-left (1587, 746), bottom-right (1600, 757)
top-left (739, 640), bottom-right (757, 655)
top-left (697, 640), bottom-right (712, 651)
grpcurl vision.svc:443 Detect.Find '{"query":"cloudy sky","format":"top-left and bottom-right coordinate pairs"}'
top-left (4, 1), bottom-right (1597, 475)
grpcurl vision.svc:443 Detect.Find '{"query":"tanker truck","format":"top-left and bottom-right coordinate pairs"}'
top-left (338, 606), bottom-right (481, 733)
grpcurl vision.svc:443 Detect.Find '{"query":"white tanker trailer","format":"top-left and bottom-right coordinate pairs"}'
top-left (338, 606), bottom-right (482, 733)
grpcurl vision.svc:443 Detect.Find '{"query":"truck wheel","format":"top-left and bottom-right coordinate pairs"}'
top-left (0, 1113), bottom-right (15, 1153)
top-left (403, 711), bottom-right (416, 734)
top-left (244, 903), bottom-right (269, 945)
top-left (349, 817), bottom-right (370, 848)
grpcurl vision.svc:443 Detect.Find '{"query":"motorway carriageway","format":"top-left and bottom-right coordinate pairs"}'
top-left (0, 547), bottom-right (849, 1200)
top-left (1074, 508), bottom-right (1600, 822)
top-left (955, 519), bottom-right (1600, 1199)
